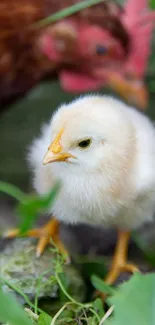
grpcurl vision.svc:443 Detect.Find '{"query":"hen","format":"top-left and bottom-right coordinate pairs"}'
top-left (0, 0), bottom-right (155, 109)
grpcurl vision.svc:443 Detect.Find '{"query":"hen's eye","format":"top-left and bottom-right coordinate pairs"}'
top-left (78, 139), bottom-right (92, 149)
top-left (96, 44), bottom-right (107, 55)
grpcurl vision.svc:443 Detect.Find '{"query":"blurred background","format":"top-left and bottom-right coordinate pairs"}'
top-left (0, 0), bottom-right (155, 263)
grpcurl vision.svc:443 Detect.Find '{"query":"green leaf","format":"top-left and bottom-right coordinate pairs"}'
top-left (38, 312), bottom-right (52, 325)
top-left (150, 0), bottom-right (155, 9)
top-left (0, 180), bottom-right (60, 234)
top-left (93, 298), bottom-right (105, 318)
top-left (132, 232), bottom-right (155, 268)
top-left (0, 286), bottom-right (33, 325)
top-left (91, 275), bottom-right (115, 296)
top-left (17, 182), bottom-right (60, 234)
top-left (108, 273), bottom-right (155, 325)
top-left (0, 181), bottom-right (26, 202)
top-left (33, 0), bottom-right (103, 28)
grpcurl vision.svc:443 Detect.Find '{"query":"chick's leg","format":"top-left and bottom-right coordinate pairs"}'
top-left (4, 218), bottom-right (68, 258)
top-left (105, 230), bottom-right (139, 285)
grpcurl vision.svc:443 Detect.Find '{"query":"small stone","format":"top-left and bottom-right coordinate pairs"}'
top-left (0, 238), bottom-right (86, 308)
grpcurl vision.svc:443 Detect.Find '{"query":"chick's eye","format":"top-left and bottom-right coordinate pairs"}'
top-left (78, 139), bottom-right (92, 149)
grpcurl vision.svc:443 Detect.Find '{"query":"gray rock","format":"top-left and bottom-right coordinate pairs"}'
top-left (0, 238), bottom-right (86, 306)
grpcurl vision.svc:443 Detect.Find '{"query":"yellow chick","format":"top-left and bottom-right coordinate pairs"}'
top-left (6, 95), bottom-right (155, 285)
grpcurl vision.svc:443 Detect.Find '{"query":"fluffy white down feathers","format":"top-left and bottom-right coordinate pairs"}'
top-left (28, 95), bottom-right (155, 230)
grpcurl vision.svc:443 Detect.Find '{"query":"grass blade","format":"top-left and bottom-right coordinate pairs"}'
top-left (33, 0), bottom-right (104, 28)
top-left (0, 181), bottom-right (25, 202)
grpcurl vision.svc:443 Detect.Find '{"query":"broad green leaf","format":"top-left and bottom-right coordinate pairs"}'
top-left (108, 273), bottom-right (155, 325)
top-left (38, 312), bottom-right (52, 325)
top-left (91, 275), bottom-right (115, 295)
top-left (93, 298), bottom-right (105, 318)
top-left (0, 286), bottom-right (33, 325)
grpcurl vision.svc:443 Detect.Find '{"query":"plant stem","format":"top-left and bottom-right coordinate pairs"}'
top-left (0, 276), bottom-right (43, 313)
top-left (50, 302), bottom-right (73, 325)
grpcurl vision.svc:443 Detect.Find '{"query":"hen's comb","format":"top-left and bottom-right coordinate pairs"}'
top-left (123, 0), bottom-right (155, 77)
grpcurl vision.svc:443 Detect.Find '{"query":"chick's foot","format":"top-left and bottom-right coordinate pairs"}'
top-left (96, 230), bottom-right (140, 300)
top-left (105, 230), bottom-right (139, 285)
top-left (3, 218), bottom-right (68, 258)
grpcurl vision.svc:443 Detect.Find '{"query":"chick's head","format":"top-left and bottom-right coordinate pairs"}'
top-left (43, 96), bottom-right (135, 179)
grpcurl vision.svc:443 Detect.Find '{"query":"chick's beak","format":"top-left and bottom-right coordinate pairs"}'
top-left (43, 150), bottom-right (74, 165)
top-left (43, 129), bottom-right (75, 165)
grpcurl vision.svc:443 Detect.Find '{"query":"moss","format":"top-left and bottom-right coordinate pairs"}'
top-left (0, 238), bottom-right (85, 309)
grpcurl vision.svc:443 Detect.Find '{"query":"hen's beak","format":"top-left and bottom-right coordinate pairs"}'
top-left (43, 150), bottom-right (74, 165)
top-left (107, 73), bottom-right (148, 111)
top-left (94, 68), bottom-right (148, 110)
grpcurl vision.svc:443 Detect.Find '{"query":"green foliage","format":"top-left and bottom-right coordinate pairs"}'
top-left (2, 267), bottom-right (155, 325)
top-left (0, 286), bottom-right (33, 325)
top-left (150, 0), bottom-right (155, 9)
top-left (0, 181), bottom-right (60, 234)
top-left (38, 312), bottom-right (52, 325)
top-left (91, 275), bottom-right (115, 296)
top-left (17, 182), bottom-right (60, 234)
top-left (0, 275), bottom-right (41, 312)
top-left (92, 298), bottom-right (105, 318)
top-left (108, 273), bottom-right (155, 325)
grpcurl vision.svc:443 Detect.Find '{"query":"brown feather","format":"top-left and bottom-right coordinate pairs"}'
top-left (0, 0), bottom-right (129, 107)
